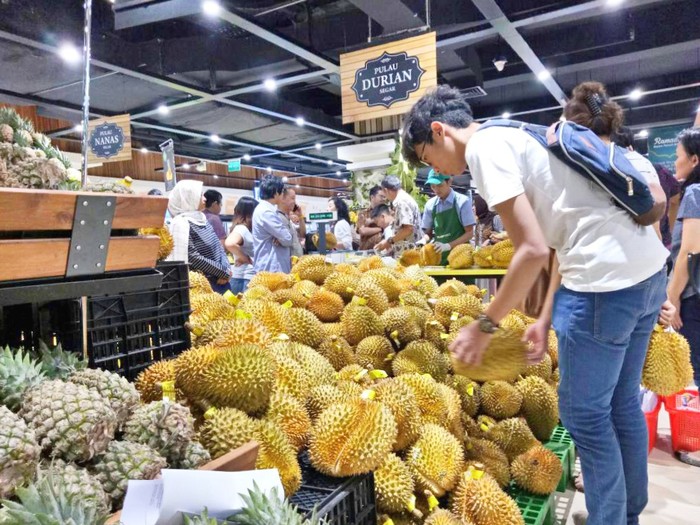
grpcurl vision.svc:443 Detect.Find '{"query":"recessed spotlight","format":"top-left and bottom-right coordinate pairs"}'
top-left (182, 163), bottom-right (190, 169)
top-left (213, 174), bottom-right (219, 179)
top-left (58, 43), bottom-right (81, 64)
top-left (243, 154), bottom-right (251, 161)
top-left (266, 166), bottom-right (272, 173)
top-left (501, 112), bottom-right (511, 119)
top-left (493, 55), bottom-right (508, 72)
top-left (335, 171), bottom-right (341, 176)
top-left (210, 134), bottom-right (220, 143)
top-left (74, 123), bottom-right (83, 132)
top-left (315, 143), bottom-right (322, 150)
top-left (263, 78), bottom-right (277, 91)
top-left (295, 117), bottom-right (305, 127)
top-left (342, 179), bottom-right (348, 183)
top-left (537, 70), bottom-right (551, 82)
top-left (158, 104), bottom-right (170, 115)
top-left (202, 1), bottom-right (221, 16)
top-left (140, 147), bottom-right (148, 153)
top-left (629, 88), bottom-right (643, 101)
top-left (295, 184), bottom-right (300, 189)
top-left (282, 176), bottom-right (289, 182)
top-left (638, 129), bottom-right (649, 138)
top-left (327, 160), bottom-right (333, 166)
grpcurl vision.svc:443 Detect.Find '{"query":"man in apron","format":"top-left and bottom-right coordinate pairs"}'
top-left (421, 171), bottom-right (476, 265)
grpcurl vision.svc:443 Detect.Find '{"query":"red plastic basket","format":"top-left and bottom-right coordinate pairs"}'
top-left (644, 396), bottom-right (662, 454)
top-left (663, 390), bottom-right (700, 453)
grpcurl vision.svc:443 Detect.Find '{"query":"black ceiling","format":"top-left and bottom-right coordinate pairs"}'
top-left (0, 0), bottom-right (698, 182)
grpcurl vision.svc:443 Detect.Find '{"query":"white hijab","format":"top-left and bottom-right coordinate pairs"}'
top-left (168, 179), bottom-right (206, 225)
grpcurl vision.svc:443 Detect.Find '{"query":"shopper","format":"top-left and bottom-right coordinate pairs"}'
top-left (401, 84), bottom-right (671, 525)
top-left (472, 193), bottom-right (504, 246)
top-left (421, 170), bottom-right (475, 264)
top-left (667, 127), bottom-right (700, 387)
top-left (278, 187), bottom-right (304, 258)
top-left (225, 196), bottom-right (258, 294)
top-left (374, 175), bottom-right (422, 256)
top-left (370, 204), bottom-right (395, 251)
top-left (203, 189), bottom-right (227, 243)
top-left (290, 203), bottom-right (307, 255)
top-left (166, 179), bottom-right (232, 293)
top-left (356, 185), bottom-right (387, 250)
top-left (252, 176), bottom-right (293, 273)
top-left (327, 196), bottom-right (354, 250)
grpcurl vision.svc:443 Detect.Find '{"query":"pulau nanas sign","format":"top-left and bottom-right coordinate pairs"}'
top-left (87, 114), bottom-right (132, 164)
top-left (340, 32), bottom-right (437, 124)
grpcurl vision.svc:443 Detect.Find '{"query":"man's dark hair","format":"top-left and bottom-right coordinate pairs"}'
top-left (369, 185), bottom-right (383, 199)
top-left (381, 175), bottom-right (402, 191)
top-left (401, 85), bottom-right (475, 167)
top-left (259, 175), bottom-right (285, 200)
top-left (371, 203), bottom-right (393, 219)
top-left (204, 189), bottom-right (223, 208)
top-left (677, 127), bottom-right (700, 198)
top-left (148, 188), bottom-right (162, 196)
top-left (611, 126), bottom-right (635, 149)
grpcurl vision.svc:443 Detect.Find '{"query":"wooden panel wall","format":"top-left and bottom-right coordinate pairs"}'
top-left (86, 114), bottom-right (132, 164)
top-left (340, 32), bottom-right (437, 124)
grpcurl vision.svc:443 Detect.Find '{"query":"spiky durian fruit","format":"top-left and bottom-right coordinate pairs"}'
top-left (400, 290), bottom-right (431, 310)
top-left (355, 335), bottom-right (395, 373)
top-left (306, 384), bottom-right (352, 421)
top-left (254, 420), bottom-right (302, 496)
top-left (499, 314), bottom-right (527, 338)
top-left (393, 340), bottom-right (450, 382)
top-left (265, 392), bottom-right (312, 451)
top-left (311, 231), bottom-right (338, 250)
top-left (341, 302), bottom-right (385, 345)
top-left (0, 406), bottom-right (40, 499)
top-left (292, 255), bottom-right (334, 284)
top-left (309, 398), bottom-right (397, 477)
top-left (174, 345), bottom-right (220, 401)
top-left (473, 246), bottom-right (494, 268)
top-left (522, 353), bottom-right (553, 380)
top-left (0, 346), bottom-right (45, 411)
top-left (480, 417), bottom-right (540, 461)
top-left (399, 249), bottom-right (422, 267)
top-left (351, 280), bottom-right (391, 314)
top-left (510, 445), bottom-right (562, 495)
top-left (451, 468), bottom-right (524, 525)
top-left (549, 368), bottom-right (560, 389)
top-left (491, 239), bottom-right (514, 268)
top-left (515, 375), bottom-right (559, 441)
top-left (381, 307), bottom-right (423, 345)
top-left (248, 272), bottom-right (294, 292)
top-left (282, 307), bottom-right (325, 348)
top-left (642, 327), bottom-right (694, 395)
top-left (464, 438), bottom-right (510, 488)
top-left (20, 380), bottom-right (116, 463)
top-left (396, 374), bottom-right (450, 427)
top-left (452, 329), bottom-right (527, 382)
top-left (199, 407), bottom-right (258, 460)
top-left (139, 227), bottom-right (173, 260)
top-left (316, 336), bottom-right (356, 371)
top-left (170, 440), bottom-right (211, 469)
top-left (358, 255), bottom-right (384, 272)
top-left (201, 344), bottom-right (275, 415)
top-left (210, 318), bottom-right (272, 349)
top-left (189, 293), bottom-right (236, 326)
top-left (447, 244), bottom-right (474, 269)
top-left (241, 285), bottom-right (274, 302)
top-left (449, 315), bottom-right (475, 335)
top-left (335, 364), bottom-right (374, 387)
top-left (272, 288), bottom-right (309, 308)
top-left (239, 299), bottom-right (287, 335)
top-left (402, 266), bottom-right (439, 296)
top-left (323, 272), bottom-right (357, 302)
top-left (92, 440), bottom-right (166, 504)
top-left (321, 322), bottom-right (345, 339)
top-left (406, 424), bottom-right (465, 497)
top-left (135, 360), bottom-right (176, 403)
top-left (434, 295), bottom-right (483, 328)
top-left (420, 243), bottom-right (442, 266)
top-left (190, 319), bottom-right (237, 346)
top-left (445, 375), bottom-right (481, 417)
top-left (436, 383), bottom-right (468, 440)
top-left (69, 368), bottom-right (139, 425)
top-left (361, 269), bottom-right (402, 302)
top-left (123, 400), bottom-right (195, 463)
top-left (373, 379), bottom-right (422, 451)
top-left (424, 509), bottom-right (466, 525)
top-left (374, 453), bottom-right (421, 517)
top-left (335, 263), bottom-right (361, 276)
top-left (269, 341), bottom-right (335, 389)
top-left (271, 353), bottom-right (312, 401)
top-left (479, 381), bottom-right (523, 420)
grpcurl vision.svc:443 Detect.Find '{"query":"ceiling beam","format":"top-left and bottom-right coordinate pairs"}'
top-left (471, 0), bottom-right (568, 106)
top-left (348, 0), bottom-right (424, 35)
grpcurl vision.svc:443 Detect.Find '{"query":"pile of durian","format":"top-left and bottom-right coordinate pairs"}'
top-left (399, 239), bottom-right (514, 270)
top-left (0, 343), bottom-right (210, 524)
top-left (134, 256), bottom-right (564, 525)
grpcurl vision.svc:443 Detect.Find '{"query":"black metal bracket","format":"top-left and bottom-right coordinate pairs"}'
top-left (66, 194), bottom-right (116, 278)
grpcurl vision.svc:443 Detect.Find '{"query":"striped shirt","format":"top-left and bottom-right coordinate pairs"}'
top-left (167, 216), bottom-right (231, 279)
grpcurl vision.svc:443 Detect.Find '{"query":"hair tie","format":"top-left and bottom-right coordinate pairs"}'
top-left (586, 93), bottom-right (603, 116)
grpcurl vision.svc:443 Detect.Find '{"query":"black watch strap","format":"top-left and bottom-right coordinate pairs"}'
top-left (477, 314), bottom-right (499, 334)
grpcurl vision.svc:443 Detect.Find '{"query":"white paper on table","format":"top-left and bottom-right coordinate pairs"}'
top-left (120, 479), bottom-right (164, 525)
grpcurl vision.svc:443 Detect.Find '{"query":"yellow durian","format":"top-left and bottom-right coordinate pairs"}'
top-left (480, 381), bottom-right (523, 419)
top-left (447, 243), bottom-right (474, 269)
top-left (358, 255), bottom-right (385, 272)
top-left (510, 445), bottom-right (563, 495)
top-left (480, 416), bottom-right (540, 461)
top-left (323, 272), bottom-right (358, 302)
top-left (434, 295), bottom-right (483, 328)
top-left (373, 379), bottom-right (422, 451)
top-left (399, 249), bottom-right (422, 267)
top-left (198, 407), bottom-right (257, 460)
top-left (268, 341), bottom-right (335, 389)
top-left (282, 307), bottom-right (324, 348)
top-left (451, 468), bottom-right (524, 525)
top-left (464, 438), bottom-right (511, 488)
top-left (445, 375), bottom-right (481, 417)
top-left (254, 420), bottom-right (302, 496)
top-left (452, 328), bottom-right (527, 382)
top-left (306, 288), bottom-right (345, 322)
top-left (406, 424), bottom-right (465, 497)
top-left (381, 307), bottom-right (423, 346)
top-left (341, 303), bottom-right (385, 345)
top-left (316, 336), bottom-right (357, 371)
top-left (392, 340), bottom-right (449, 382)
top-left (491, 239), bottom-right (514, 268)
top-left (420, 243), bottom-right (442, 266)
top-left (515, 376), bottom-right (559, 441)
top-left (248, 272), bottom-right (293, 291)
top-left (140, 227), bottom-right (174, 260)
top-left (265, 391), bottom-right (312, 451)
top-left (374, 454), bottom-right (422, 518)
top-left (473, 246), bottom-right (494, 268)
top-left (355, 336), bottom-right (396, 373)
top-left (189, 271), bottom-right (213, 295)
top-left (174, 345), bottom-right (221, 401)
top-left (642, 327), bottom-right (694, 396)
top-left (292, 255), bottom-right (334, 284)
top-left (135, 360), bottom-right (176, 403)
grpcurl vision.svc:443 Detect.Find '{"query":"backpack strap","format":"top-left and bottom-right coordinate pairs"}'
top-left (478, 118), bottom-right (549, 148)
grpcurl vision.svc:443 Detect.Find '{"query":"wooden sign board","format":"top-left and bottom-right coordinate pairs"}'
top-left (340, 32), bottom-right (437, 125)
top-left (87, 113), bottom-right (132, 164)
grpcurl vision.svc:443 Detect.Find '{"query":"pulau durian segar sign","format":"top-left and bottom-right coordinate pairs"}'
top-left (87, 114), bottom-right (132, 164)
top-left (340, 32), bottom-right (437, 124)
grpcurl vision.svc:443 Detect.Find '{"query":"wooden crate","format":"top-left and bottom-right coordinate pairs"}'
top-left (0, 188), bottom-right (167, 282)
top-left (106, 441), bottom-right (259, 525)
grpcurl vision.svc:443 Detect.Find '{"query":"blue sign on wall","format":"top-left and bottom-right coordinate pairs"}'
top-left (89, 122), bottom-right (125, 159)
top-left (351, 51), bottom-right (425, 108)
top-left (647, 124), bottom-right (689, 173)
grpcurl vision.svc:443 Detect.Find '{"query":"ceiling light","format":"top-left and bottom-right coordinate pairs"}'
top-left (607, 0), bottom-right (624, 6)
top-left (158, 104), bottom-right (170, 115)
top-left (492, 55), bottom-right (508, 72)
top-left (58, 43), bottom-right (81, 64)
top-left (202, 1), bottom-right (221, 16)
top-left (629, 88), bottom-right (643, 101)
top-left (295, 184), bottom-right (300, 189)
top-left (638, 129), bottom-right (649, 138)
top-left (295, 117), bottom-right (305, 127)
top-left (315, 143), bottom-right (322, 150)
top-left (263, 78), bottom-right (277, 91)
top-left (537, 70), bottom-right (551, 82)
top-left (342, 179), bottom-right (348, 183)
top-left (266, 166), bottom-right (272, 173)
top-left (213, 174), bottom-right (219, 179)
top-left (282, 176), bottom-right (289, 182)
top-left (335, 171), bottom-right (341, 176)
top-left (327, 160), bottom-right (333, 166)
top-left (501, 112), bottom-right (511, 119)
top-left (140, 147), bottom-right (148, 153)
top-left (243, 154), bottom-right (251, 161)
top-left (182, 163), bottom-right (190, 169)
top-left (210, 134), bottom-right (220, 143)
top-left (74, 124), bottom-right (83, 133)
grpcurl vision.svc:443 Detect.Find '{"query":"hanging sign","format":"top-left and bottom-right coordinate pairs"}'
top-left (87, 114), bottom-right (131, 164)
top-left (228, 158), bottom-right (241, 172)
top-left (647, 124), bottom-right (689, 173)
top-left (159, 139), bottom-right (177, 192)
top-left (340, 32), bottom-right (436, 124)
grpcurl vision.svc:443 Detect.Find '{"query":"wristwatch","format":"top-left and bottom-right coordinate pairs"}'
top-left (476, 314), bottom-right (499, 334)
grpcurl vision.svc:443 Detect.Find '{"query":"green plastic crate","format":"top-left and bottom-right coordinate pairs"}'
top-left (510, 486), bottom-right (554, 525)
top-left (549, 424), bottom-right (574, 447)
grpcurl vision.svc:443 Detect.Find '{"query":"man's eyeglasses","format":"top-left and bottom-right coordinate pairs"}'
top-left (416, 131), bottom-right (432, 167)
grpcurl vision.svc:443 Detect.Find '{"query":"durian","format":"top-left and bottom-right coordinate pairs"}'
top-left (515, 375), bottom-right (560, 441)
top-left (406, 424), bottom-right (465, 497)
top-left (254, 420), bottom-right (302, 496)
top-left (447, 244), bottom-right (474, 269)
top-left (510, 445), bottom-right (563, 495)
top-left (480, 417), bottom-right (540, 461)
top-left (373, 379), bottom-right (422, 451)
top-left (341, 303), bottom-right (385, 345)
top-left (642, 327), bottom-right (694, 396)
top-left (392, 340), bottom-right (449, 382)
top-left (135, 360), bottom-right (176, 403)
top-left (355, 335), bottom-right (396, 373)
top-left (306, 288), bottom-right (345, 322)
top-left (479, 381), bottom-right (523, 419)
top-left (199, 407), bottom-right (258, 460)
top-left (451, 468), bottom-right (524, 525)
top-left (265, 392), bottom-right (312, 451)
top-left (463, 438), bottom-right (510, 488)
top-left (374, 453), bottom-right (422, 517)
top-left (451, 328), bottom-right (527, 382)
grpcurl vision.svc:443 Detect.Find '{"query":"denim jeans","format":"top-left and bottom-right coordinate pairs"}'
top-left (207, 277), bottom-right (232, 295)
top-left (679, 294), bottom-right (700, 385)
top-left (553, 269), bottom-right (667, 525)
top-left (230, 278), bottom-right (250, 295)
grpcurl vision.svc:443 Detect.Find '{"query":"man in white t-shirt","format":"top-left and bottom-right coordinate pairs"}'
top-left (400, 85), bottom-right (672, 525)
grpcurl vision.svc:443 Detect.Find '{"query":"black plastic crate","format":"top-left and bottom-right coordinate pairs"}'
top-left (290, 453), bottom-right (376, 525)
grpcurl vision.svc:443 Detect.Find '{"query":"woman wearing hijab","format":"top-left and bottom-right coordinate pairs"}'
top-left (472, 193), bottom-right (504, 246)
top-left (166, 179), bottom-right (232, 293)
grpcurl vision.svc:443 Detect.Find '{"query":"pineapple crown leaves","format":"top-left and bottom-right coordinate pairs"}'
top-left (34, 341), bottom-right (87, 380)
top-left (227, 483), bottom-right (327, 525)
top-left (184, 508), bottom-right (221, 525)
top-left (0, 346), bottom-right (45, 411)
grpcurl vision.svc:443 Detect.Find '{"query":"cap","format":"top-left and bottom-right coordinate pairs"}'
top-left (425, 170), bottom-right (450, 186)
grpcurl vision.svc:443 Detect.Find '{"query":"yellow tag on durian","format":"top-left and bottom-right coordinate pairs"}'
top-left (450, 312), bottom-right (459, 321)
top-left (440, 333), bottom-right (450, 340)
top-left (204, 407), bottom-right (218, 420)
top-left (281, 300), bottom-right (294, 309)
top-left (223, 290), bottom-right (239, 306)
top-left (355, 297), bottom-right (367, 306)
top-left (192, 326), bottom-right (205, 337)
top-left (480, 423), bottom-right (489, 432)
top-left (369, 370), bottom-right (388, 380)
top-left (383, 519), bottom-right (395, 525)
top-left (427, 494), bottom-right (439, 511)
top-left (390, 330), bottom-right (401, 346)
top-left (406, 494), bottom-right (416, 512)
top-left (360, 389), bottom-right (376, 400)
top-left (291, 256), bottom-right (299, 265)
top-left (276, 333), bottom-right (290, 341)
top-left (467, 384), bottom-right (475, 396)
top-left (354, 369), bottom-right (369, 381)
top-left (291, 273), bottom-right (300, 282)
top-left (384, 353), bottom-right (396, 362)
top-left (161, 380), bottom-right (176, 402)
top-left (235, 309), bottom-right (252, 320)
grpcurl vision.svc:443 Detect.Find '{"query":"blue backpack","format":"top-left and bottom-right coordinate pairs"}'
top-left (478, 119), bottom-right (662, 226)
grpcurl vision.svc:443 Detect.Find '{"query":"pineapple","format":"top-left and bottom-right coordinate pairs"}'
top-left (39, 461), bottom-right (111, 515)
top-left (20, 380), bottom-right (117, 463)
top-left (184, 508), bottom-right (219, 525)
top-left (0, 406), bottom-right (41, 499)
top-left (0, 463), bottom-right (110, 525)
top-left (69, 368), bottom-right (140, 425)
top-left (91, 440), bottom-right (166, 504)
top-left (0, 124), bottom-right (12, 143)
top-left (228, 483), bottom-right (326, 525)
top-left (170, 440), bottom-right (211, 470)
top-left (0, 346), bottom-right (45, 411)
top-left (35, 342), bottom-right (86, 380)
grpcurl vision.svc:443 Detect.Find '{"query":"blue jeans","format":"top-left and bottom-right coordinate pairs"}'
top-left (230, 278), bottom-right (249, 295)
top-left (553, 269), bottom-right (667, 525)
top-left (679, 294), bottom-right (700, 385)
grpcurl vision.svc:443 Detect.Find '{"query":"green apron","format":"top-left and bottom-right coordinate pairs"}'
top-left (433, 199), bottom-right (464, 265)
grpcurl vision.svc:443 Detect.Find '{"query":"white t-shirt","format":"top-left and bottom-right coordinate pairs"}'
top-left (231, 224), bottom-right (255, 280)
top-left (466, 126), bottom-right (668, 293)
top-left (334, 219), bottom-right (354, 250)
